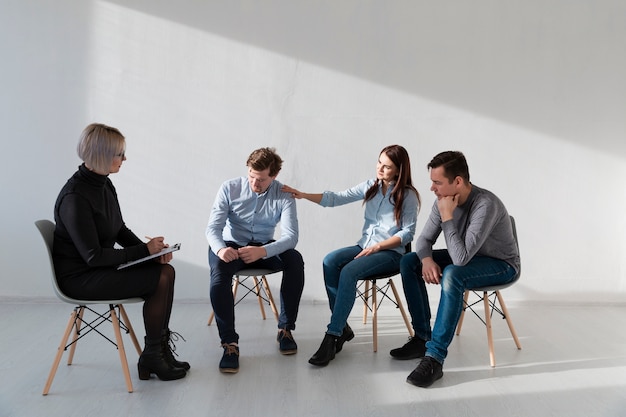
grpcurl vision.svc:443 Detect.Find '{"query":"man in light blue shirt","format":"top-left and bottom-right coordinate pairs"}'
top-left (206, 147), bottom-right (304, 373)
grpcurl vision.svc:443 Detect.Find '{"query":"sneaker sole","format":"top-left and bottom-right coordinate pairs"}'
top-left (219, 367), bottom-right (239, 374)
top-left (390, 352), bottom-right (426, 360)
top-left (279, 349), bottom-right (298, 355)
top-left (405, 371), bottom-right (443, 388)
top-left (308, 358), bottom-right (332, 366)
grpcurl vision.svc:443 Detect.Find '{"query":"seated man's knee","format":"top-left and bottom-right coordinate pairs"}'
top-left (282, 249), bottom-right (304, 270)
top-left (441, 265), bottom-right (464, 292)
top-left (400, 252), bottom-right (419, 274)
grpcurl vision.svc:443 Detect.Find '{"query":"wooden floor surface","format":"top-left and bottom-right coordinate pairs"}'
top-left (1, 298), bottom-right (625, 417)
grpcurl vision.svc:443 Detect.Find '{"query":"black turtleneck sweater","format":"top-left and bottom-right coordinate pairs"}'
top-left (52, 164), bottom-right (149, 279)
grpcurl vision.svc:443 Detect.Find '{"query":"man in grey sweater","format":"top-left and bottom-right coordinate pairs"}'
top-left (391, 151), bottom-right (520, 387)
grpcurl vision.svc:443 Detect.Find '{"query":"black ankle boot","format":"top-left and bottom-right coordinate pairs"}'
top-left (308, 333), bottom-right (337, 367)
top-left (161, 330), bottom-right (191, 371)
top-left (335, 324), bottom-right (355, 354)
top-left (138, 337), bottom-right (187, 381)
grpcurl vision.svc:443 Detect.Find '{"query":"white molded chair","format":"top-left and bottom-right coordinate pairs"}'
top-left (356, 244), bottom-right (414, 352)
top-left (35, 219), bottom-right (143, 395)
top-left (455, 216), bottom-right (522, 367)
top-left (207, 268), bottom-right (280, 325)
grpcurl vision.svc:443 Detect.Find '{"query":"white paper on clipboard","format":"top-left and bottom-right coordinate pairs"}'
top-left (117, 243), bottom-right (181, 270)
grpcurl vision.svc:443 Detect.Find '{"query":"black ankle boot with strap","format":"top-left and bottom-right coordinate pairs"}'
top-left (161, 329), bottom-right (191, 371)
top-left (138, 337), bottom-right (187, 381)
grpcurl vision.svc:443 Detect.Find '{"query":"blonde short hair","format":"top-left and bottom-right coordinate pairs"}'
top-left (77, 123), bottom-right (125, 174)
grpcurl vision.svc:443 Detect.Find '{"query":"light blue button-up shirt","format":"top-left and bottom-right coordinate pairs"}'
top-left (320, 179), bottom-right (419, 254)
top-left (206, 177), bottom-right (298, 259)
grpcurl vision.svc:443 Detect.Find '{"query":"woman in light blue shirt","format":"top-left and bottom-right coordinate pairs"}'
top-left (282, 144), bottom-right (420, 366)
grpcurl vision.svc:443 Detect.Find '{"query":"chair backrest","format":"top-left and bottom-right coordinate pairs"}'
top-left (510, 215), bottom-right (520, 280)
top-left (35, 219), bottom-right (145, 306)
top-left (35, 219), bottom-right (79, 304)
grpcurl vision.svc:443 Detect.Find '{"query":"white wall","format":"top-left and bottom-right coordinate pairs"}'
top-left (2, 0), bottom-right (625, 305)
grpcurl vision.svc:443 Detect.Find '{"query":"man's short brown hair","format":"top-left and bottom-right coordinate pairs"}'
top-left (246, 147), bottom-right (283, 177)
top-left (428, 151), bottom-right (470, 183)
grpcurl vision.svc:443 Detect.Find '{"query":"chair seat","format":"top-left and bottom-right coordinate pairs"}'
top-left (207, 268), bottom-right (281, 325)
top-left (55, 293), bottom-right (144, 306)
top-left (468, 276), bottom-right (519, 292)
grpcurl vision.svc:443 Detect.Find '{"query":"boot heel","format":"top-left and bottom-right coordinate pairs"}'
top-left (139, 337), bottom-right (187, 381)
top-left (138, 363), bottom-right (151, 380)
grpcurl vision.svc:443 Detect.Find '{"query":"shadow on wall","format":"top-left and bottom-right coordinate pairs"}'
top-left (104, 0), bottom-right (626, 158)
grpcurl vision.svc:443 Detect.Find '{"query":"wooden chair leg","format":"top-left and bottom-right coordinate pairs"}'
top-left (119, 304), bottom-right (142, 356)
top-left (261, 275), bottom-right (279, 322)
top-left (495, 291), bottom-right (522, 350)
top-left (111, 306), bottom-right (133, 393)
top-left (389, 279), bottom-right (415, 337)
top-left (252, 276), bottom-right (267, 320)
top-left (67, 306), bottom-right (85, 365)
top-left (456, 290), bottom-right (470, 336)
top-left (483, 292), bottom-right (496, 367)
top-left (43, 309), bottom-right (78, 395)
top-left (372, 281), bottom-right (378, 352)
top-left (362, 280), bottom-right (371, 324)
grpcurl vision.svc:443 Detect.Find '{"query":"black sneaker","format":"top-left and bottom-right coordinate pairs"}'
top-left (277, 329), bottom-right (298, 355)
top-left (389, 337), bottom-right (426, 360)
top-left (219, 343), bottom-right (239, 373)
top-left (406, 356), bottom-right (443, 388)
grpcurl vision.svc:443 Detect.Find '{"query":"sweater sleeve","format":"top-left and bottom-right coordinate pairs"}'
top-left (58, 193), bottom-right (148, 267)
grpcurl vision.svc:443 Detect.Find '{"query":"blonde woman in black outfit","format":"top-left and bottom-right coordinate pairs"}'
top-left (52, 123), bottom-right (188, 381)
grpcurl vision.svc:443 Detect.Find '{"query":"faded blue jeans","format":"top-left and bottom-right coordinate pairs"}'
top-left (400, 250), bottom-right (517, 364)
top-left (323, 245), bottom-right (402, 336)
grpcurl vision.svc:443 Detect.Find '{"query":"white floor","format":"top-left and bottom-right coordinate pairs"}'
top-left (1, 297), bottom-right (625, 417)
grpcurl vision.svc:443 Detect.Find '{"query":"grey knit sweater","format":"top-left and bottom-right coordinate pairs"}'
top-left (415, 184), bottom-right (520, 273)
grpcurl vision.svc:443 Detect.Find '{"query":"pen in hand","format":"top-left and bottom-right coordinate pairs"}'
top-left (144, 236), bottom-right (168, 255)
top-left (145, 236), bottom-right (167, 243)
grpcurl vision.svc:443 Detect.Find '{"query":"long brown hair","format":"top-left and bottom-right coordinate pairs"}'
top-left (364, 145), bottom-right (420, 225)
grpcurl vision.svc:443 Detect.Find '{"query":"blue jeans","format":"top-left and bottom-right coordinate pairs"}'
top-left (208, 242), bottom-right (305, 344)
top-left (323, 245), bottom-right (402, 336)
top-left (400, 250), bottom-right (517, 364)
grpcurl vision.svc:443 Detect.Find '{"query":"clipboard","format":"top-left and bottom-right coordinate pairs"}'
top-left (117, 243), bottom-right (181, 270)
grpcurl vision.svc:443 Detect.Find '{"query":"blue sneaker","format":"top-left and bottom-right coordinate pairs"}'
top-left (276, 329), bottom-right (298, 355)
top-left (219, 343), bottom-right (239, 373)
